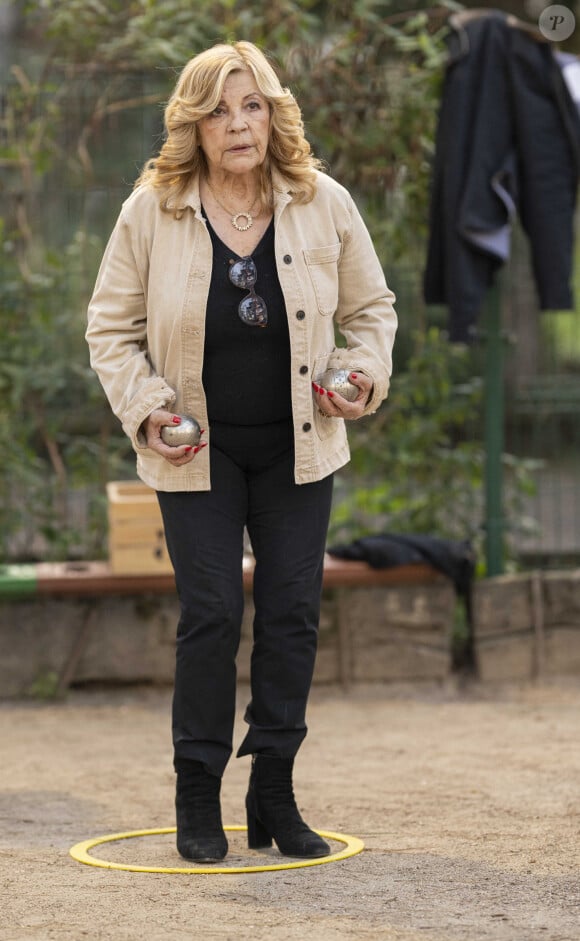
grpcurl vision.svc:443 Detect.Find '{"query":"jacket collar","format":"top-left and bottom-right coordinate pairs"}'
top-left (165, 165), bottom-right (294, 215)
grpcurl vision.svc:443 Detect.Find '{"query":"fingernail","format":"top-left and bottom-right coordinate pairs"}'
top-left (184, 446), bottom-right (193, 453)
top-left (319, 388), bottom-right (325, 395)
top-left (172, 416), bottom-right (181, 424)
top-left (350, 373), bottom-right (358, 380)
top-left (312, 383), bottom-right (320, 392)
top-left (200, 428), bottom-right (205, 435)
top-left (327, 391), bottom-right (335, 398)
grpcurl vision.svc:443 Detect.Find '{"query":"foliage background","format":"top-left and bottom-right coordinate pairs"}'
top-left (0, 0), bottom-right (550, 564)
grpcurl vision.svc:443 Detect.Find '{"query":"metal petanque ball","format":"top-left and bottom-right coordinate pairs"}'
top-left (161, 415), bottom-right (201, 447)
top-left (319, 368), bottom-right (359, 402)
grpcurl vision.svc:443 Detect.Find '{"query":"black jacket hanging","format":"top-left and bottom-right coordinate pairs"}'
top-left (423, 10), bottom-right (580, 342)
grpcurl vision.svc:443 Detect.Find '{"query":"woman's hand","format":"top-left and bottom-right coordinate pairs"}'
top-left (141, 409), bottom-right (207, 466)
top-left (312, 372), bottom-right (373, 420)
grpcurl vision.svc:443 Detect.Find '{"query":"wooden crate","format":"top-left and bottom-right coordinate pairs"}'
top-left (106, 481), bottom-right (173, 575)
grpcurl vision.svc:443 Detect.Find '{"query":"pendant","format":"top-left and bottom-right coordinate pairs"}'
top-left (231, 211), bottom-right (253, 232)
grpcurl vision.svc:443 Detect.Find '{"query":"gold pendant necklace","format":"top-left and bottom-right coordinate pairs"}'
top-left (207, 182), bottom-right (261, 232)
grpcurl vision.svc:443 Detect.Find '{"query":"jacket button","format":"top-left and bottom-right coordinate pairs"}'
top-left (302, 422), bottom-right (311, 432)
top-left (296, 310), bottom-right (305, 320)
top-left (299, 365), bottom-right (308, 375)
top-left (283, 254), bottom-right (292, 264)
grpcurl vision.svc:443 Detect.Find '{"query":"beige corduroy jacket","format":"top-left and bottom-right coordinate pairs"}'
top-left (86, 169), bottom-right (397, 491)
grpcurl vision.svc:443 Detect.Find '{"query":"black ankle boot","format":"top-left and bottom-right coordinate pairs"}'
top-left (175, 758), bottom-right (228, 862)
top-left (245, 754), bottom-right (330, 858)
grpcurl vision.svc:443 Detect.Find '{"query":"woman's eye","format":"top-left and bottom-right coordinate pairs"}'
top-left (247, 100), bottom-right (261, 110)
top-left (211, 106), bottom-right (226, 117)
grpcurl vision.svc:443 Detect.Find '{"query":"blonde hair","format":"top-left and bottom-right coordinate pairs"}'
top-left (136, 41), bottom-right (324, 210)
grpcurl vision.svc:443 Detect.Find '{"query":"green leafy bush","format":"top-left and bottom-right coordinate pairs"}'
top-left (4, 0), bottom-right (538, 569)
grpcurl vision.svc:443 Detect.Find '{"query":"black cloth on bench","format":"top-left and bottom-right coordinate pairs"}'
top-left (326, 533), bottom-right (476, 601)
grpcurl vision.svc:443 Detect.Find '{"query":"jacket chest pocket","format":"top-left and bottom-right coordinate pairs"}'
top-left (303, 243), bottom-right (341, 316)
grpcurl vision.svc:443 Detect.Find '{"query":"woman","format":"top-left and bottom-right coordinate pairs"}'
top-left (86, 40), bottom-right (397, 863)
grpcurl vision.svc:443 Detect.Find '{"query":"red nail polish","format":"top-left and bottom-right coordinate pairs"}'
top-left (319, 388), bottom-right (325, 395)
top-left (312, 383), bottom-right (319, 392)
top-left (327, 391), bottom-right (335, 398)
top-left (184, 446), bottom-right (193, 453)
top-left (172, 416), bottom-right (181, 424)
top-left (350, 373), bottom-right (358, 380)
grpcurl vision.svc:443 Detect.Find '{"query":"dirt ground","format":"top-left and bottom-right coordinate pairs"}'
top-left (1, 678), bottom-right (579, 941)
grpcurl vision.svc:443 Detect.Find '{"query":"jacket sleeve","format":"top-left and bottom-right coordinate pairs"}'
top-left (85, 205), bottom-right (177, 451)
top-left (329, 196), bottom-right (397, 416)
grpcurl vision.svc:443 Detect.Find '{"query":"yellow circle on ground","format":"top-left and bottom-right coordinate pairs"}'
top-left (69, 825), bottom-right (364, 874)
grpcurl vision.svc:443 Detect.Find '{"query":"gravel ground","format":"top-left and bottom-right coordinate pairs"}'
top-left (1, 679), bottom-right (579, 941)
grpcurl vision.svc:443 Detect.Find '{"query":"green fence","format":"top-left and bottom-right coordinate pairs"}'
top-left (505, 225), bottom-right (580, 567)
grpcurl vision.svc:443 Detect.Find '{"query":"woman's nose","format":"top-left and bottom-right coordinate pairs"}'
top-left (228, 109), bottom-right (248, 131)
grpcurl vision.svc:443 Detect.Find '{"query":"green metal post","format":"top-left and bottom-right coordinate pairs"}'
top-left (483, 275), bottom-right (505, 576)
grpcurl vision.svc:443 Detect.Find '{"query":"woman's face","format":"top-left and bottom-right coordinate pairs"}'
top-left (197, 70), bottom-right (271, 177)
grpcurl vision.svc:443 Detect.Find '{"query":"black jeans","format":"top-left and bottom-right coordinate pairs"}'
top-left (157, 419), bottom-right (334, 778)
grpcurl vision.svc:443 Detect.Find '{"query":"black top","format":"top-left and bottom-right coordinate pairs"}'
top-left (202, 212), bottom-right (293, 425)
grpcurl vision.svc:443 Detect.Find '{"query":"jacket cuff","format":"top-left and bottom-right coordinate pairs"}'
top-left (326, 351), bottom-right (389, 417)
top-left (120, 379), bottom-right (177, 452)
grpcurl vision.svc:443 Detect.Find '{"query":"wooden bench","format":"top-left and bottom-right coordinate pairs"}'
top-left (4, 557), bottom-right (445, 696)
top-left (34, 556), bottom-right (442, 594)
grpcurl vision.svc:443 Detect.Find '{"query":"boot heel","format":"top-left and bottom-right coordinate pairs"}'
top-left (245, 754), bottom-right (330, 858)
top-left (247, 807), bottom-right (272, 849)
